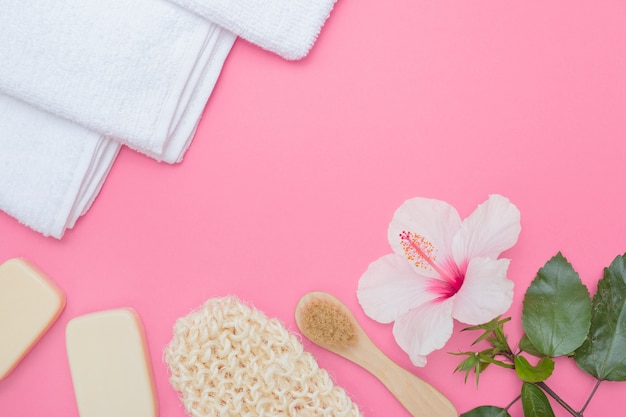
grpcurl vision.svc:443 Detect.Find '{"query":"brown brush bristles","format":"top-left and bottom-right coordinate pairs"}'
top-left (301, 299), bottom-right (357, 347)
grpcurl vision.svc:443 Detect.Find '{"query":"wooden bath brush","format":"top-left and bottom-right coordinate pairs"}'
top-left (295, 291), bottom-right (458, 417)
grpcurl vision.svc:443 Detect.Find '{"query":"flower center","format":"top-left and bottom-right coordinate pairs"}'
top-left (399, 230), bottom-right (464, 299)
top-left (429, 267), bottom-right (464, 299)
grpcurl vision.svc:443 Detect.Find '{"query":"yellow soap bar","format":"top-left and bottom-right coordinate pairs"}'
top-left (0, 258), bottom-right (66, 380)
top-left (66, 308), bottom-right (158, 417)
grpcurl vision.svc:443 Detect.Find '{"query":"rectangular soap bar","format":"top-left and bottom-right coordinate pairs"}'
top-left (0, 258), bottom-right (66, 380)
top-left (66, 308), bottom-right (157, 417)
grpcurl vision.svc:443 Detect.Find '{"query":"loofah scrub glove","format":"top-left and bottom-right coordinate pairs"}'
top-left (164, 296), bottom-right (362, 417)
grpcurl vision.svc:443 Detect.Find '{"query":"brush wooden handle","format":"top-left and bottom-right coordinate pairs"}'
top-left (295, 292), bottom-right (458, 417)
top-left (343, 332), bottom-right (458, 417)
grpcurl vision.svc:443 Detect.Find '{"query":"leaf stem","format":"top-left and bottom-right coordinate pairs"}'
top-left (505, 394), bottom-right (521, 411)
top-left (536, 382), bottom-right (581, 417)
top-left (579, 379), bottom-right (602, 414)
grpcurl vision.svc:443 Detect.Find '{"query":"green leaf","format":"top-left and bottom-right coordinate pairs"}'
top-left (519, 334), bottom-right (544, 358)
top-left (463, 316), bottom-right (511, 346)
top-left (521, 383), bottom-right (555, 417)
top-left (461, 405), bottom-right (512, 417)
top-left (514, 355), bottom-right (554, 383)
top-left (453, 352), bottom-right (480, 384)
top-left (575, 253), bottom-right (626, 381)
top-left (522, 253), bottom-right (591, 357)
top-left (477, 351), bottom-right (514, 369)
top-left (452, 351), bottom-right (497, 386)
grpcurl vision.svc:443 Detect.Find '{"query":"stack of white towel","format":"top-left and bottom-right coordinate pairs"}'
top-left (0, 0), bottom-right (337, 238)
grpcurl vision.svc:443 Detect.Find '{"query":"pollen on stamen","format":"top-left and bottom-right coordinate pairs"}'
top-left (399, 231), bottom-right (438, 271)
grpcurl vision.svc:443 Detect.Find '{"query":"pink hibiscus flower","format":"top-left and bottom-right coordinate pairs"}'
top-left (357, 194), bottom-right (521, 366)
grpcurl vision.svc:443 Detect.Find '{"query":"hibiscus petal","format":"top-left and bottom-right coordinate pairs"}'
top-left (452, 257), bottom-right (514, 325)
top-left (357, 254), bottom-right (438, 324)
top-left (392, 298), bottom-right (455, 367)
top-left (388, 197), bottom-right (462, 278)
top-left (452, 194), bottom-right (521, 265)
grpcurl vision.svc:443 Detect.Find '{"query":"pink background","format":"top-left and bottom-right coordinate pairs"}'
top-left (1, 1), bottom-right (626, 416)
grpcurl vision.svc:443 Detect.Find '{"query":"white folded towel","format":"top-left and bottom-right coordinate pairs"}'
top-left (0, 0), bottom-right (235, 163)
top-left (0, 0), bottom-right (337, 238)
top-left (0, 94), bottom-right (119, 239)
top-left (169, 0), bottom-right (338, 60)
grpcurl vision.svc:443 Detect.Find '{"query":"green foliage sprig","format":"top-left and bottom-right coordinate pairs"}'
top-left (453, 252), bottom-right (626, 417)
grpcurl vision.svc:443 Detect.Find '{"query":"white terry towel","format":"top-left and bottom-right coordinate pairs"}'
top-left (0, 94), bottom-right (119, 239)
top-left (168, 0), bottom-right (338, 60)
top-left (0, 0), bottom-right (236, 163)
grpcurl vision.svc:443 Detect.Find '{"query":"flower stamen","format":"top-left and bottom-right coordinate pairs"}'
top-left (399, 231), bottom-right (445, 276)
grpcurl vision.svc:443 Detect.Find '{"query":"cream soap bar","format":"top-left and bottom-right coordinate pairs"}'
top-left (66, 308), bottom-right (157, 417)
top-left (0, 258), bottom-right (66, 380)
